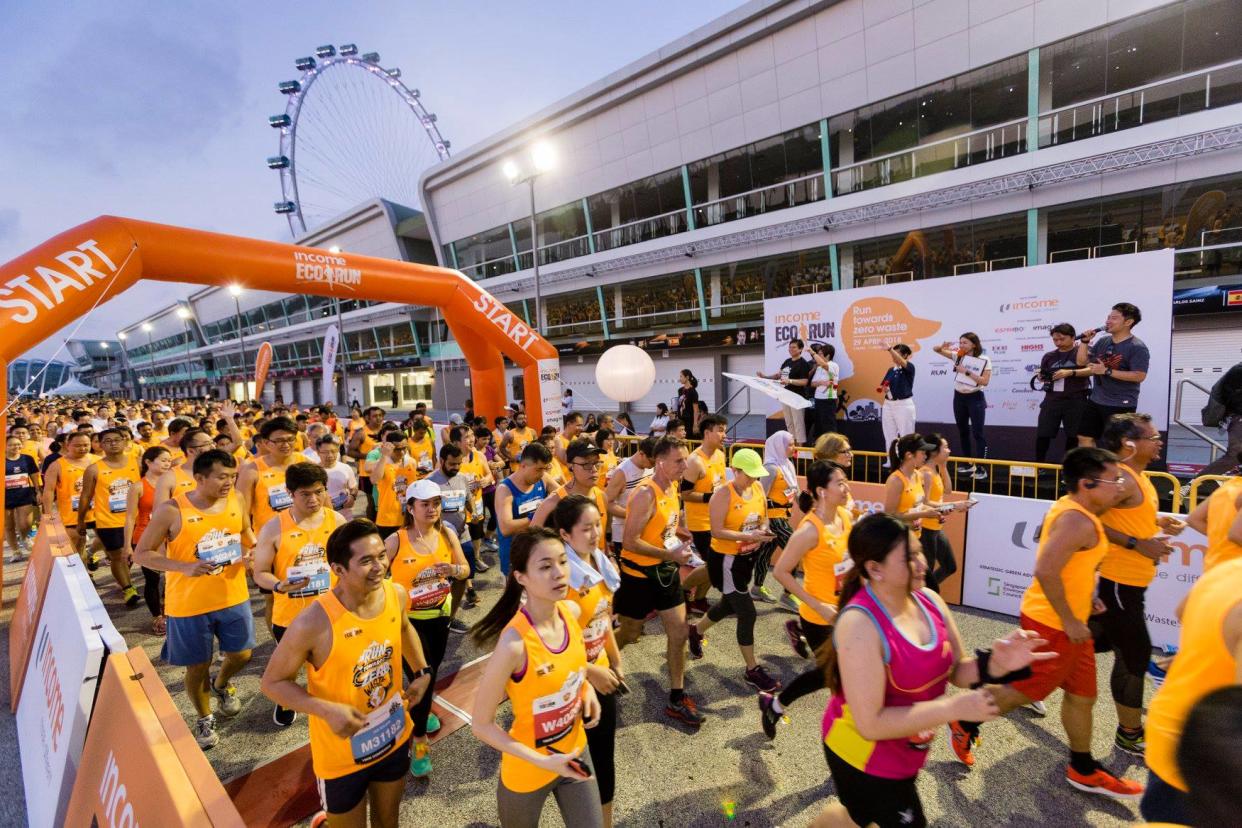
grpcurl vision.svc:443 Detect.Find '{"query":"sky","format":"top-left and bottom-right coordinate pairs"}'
top-left (0, 0), bottom-right (739, 360)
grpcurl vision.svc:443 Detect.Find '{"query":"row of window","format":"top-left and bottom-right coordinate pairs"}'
top-left (446, 0), bottom-right (1241, 279)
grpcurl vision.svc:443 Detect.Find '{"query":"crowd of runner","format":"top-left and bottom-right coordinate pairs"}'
top-left (5, 395), bottom-right (1240, 827)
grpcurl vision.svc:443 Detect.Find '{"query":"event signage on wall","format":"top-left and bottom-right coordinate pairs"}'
top-left (17, 556), bottom-right (125, 828)
top-left (959, 493), bottom-right (1201, 649)
top-left (537, 357), bottom-right (563, 430)
top-left (763, 251), bottom-right (1174, 429)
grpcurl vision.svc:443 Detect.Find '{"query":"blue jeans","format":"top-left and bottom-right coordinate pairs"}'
top-left (953, 390), bottom-right (988, 459)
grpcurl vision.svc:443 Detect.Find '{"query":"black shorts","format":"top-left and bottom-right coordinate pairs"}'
top-left (824, 744), bottom-right (924, 828)
top-left (706, 549), bottom-right (756, 595)
top-left (4, 491), bottom-right (36, 509)
top-left (1078, 400), bottom-right (1136, 440)
top-left (801, 617), bottom-right (832, 652)
top-left (690, 530), bottom-right (712, 558)
top-left (614, 564), bottom-right (684, 619)
top-left (317, 736), bottom-right (411, 815)
top-left (96, 526), bottom-right (125, 551)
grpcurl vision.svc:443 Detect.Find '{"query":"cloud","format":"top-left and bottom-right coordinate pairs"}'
top-left (0, 209), bottom-right (18, 242)
top-left (7, 8), bottom-right (244, 167)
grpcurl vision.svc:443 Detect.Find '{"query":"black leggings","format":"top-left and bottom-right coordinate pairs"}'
top-left (141, 566), bottom-right (163, 618)
top-left (705, 590), bottom-right (758, 647)
top-left (920, 529), bottom-right (956, 592)
top-left (405, 615), bottom-right (451, 737)
top-left (1088, 577), bottom-right (1150, 709)
top-left (585, 688), bottom-right (617, 804)
top-left (779, 619), bottom-right (831, 707)
top-left (953, 391), bottom-right (988, 460)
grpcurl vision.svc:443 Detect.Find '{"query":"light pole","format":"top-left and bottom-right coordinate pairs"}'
top-left (330, 246), bottom-right (348, 410)
top-left (117, 331), bottom-right (131, 397)
top-left (502, 140), bottom-right (556, 334)
top-left (141, 322), bottom-right (154, 400)
top-left (176, 306), bottom-right (193, 396)
top-left (228, 284), bottom-right (249, 401)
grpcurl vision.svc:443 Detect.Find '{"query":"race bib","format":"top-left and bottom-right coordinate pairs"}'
top-left (833, 557), bottom-right (854, 594)
top-left (350, 699), bottom-right (405, 764)
top-left (662, 513), bottom-right (681, 550)
top-left (196, 532), bottom-right (242, 569)
top-left (70, 494), bottom-right (81, 511)
top-left (268, 485), bottom-right (293, 512)
top-left (408, 569), bottom-right (452, 610)
top-left (583, 603), bottom-right (611, 663)
top-left (784, 486), bottom-right (798, 501)
top-left (532, 668), bottom-right (584, 748)
top-left (441, 490), bottom-right (467, 513)
top-left (471, 495), bottom-right (485, 520)
top-left (5, 473), bottom-right (28, 490)
top-left (108, 481), bottom-right (131, 513)
top-left (737, 514), bottom-right (761, 554)
top-left (416, 453), bottom-right (433, 473)
top-left (286, 562), bottom-right (331, 598)
top-left (517, 497), bottom-right (542, 516)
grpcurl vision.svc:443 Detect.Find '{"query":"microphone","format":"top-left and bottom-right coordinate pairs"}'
top-left (1076, 324), bottom-right (1105, 342)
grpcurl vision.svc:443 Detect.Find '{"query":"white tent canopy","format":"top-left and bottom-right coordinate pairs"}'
top-left (43, 376), bottom-right (99, 397)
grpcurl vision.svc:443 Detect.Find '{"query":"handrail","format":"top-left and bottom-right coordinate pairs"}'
top-left (1173, 378), bottom-right (1225, 463)
top-left (1189, 474), bottom-right (1235, 510)
top-left (692, 171), bottom-right (823, 211)
top-left (1038, 57), bottom-right (1242, 119)
top-left (593, 206), bottom-right (686, 239)
top-left (832, 117), bottom-right (1027, 175)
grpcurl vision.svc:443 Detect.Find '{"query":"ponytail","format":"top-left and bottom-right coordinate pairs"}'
top-left (796, 489), bottom-right (814, 514)
top-left (470, 527), bottom-right (561, 648)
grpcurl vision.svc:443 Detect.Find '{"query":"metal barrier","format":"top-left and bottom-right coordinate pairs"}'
top-left (617, 434), bottom-right (1223, 513)
top-left (1189, 475), bottom-right (1235, 510)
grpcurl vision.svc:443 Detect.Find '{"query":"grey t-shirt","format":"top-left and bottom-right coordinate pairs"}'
top-left (427, 469), bottom-right (469, 535)
top-left (1089, 334), bottom-right (1150, 408)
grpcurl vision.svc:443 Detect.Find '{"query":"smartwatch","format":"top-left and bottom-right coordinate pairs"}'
top-left (409, 666), bottom-right (433, 680)
top-left (1124, 536), bottom-right (1138, 550)
top-left (1105, 367), bottom-right (1114, 377)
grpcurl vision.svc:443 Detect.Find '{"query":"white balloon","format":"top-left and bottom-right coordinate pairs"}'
top-left (595, 344), bottom-right (656, 402)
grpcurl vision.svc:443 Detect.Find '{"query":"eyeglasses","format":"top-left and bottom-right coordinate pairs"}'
top-left (1090, 476), bottom-right (1126, 486)
top-left (1138, 434), bottom-right (1163, 442)
top-left (187, 442), bottom-right (213, 451)
top-left (268, 437), bottom-right (297, 446)
top-left (573, 461), bottom-right (602, 470)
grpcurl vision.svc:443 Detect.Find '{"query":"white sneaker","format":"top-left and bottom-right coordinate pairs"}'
top-left (972, 468), bottom-right (988, 480)
top-left (211, 676), bottom-right (242, 717)
top-left (1026, 700), bottom-right (1047, 717)
top-left (195, 714), bottom-right (219, 750)
top-left (958, 464), bottom-right (976, 473)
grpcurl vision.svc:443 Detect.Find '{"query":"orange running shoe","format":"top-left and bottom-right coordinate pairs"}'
top-left (1065, 765), bottom-right (1143, 800)
top-left (948, 721), bottom-right (977, 767)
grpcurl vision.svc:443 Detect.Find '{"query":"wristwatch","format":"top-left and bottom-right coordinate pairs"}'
top-left (409, 666), bottom-right (432, 680)
top-left (1105, 367), bottom-right (1114, 377)
top-left (1124, 535), bottom-right (1138, 550)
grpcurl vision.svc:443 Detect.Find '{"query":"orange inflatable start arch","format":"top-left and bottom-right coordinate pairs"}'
top-left (0, 216), bottom-right (561, 427)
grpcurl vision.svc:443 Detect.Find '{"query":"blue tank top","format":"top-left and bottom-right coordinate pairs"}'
top-left (497, 476), bottom-right (547, 570)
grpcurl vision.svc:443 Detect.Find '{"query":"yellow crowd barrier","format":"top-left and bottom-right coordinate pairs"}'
top-left (1188, 474), bottom-right (1234, 509)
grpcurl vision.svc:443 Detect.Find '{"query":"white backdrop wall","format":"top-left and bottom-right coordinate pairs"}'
top-left (763, 251), bottom-right (1174, 428)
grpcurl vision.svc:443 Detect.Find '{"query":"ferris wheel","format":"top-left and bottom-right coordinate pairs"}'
top-left (267, 44), bottom-right (452, 237)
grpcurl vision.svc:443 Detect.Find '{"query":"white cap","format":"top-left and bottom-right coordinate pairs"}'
top-left (404, 478), bottom-right (442, 502)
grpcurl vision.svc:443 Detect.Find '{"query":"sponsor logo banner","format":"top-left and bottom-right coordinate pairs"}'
top-left (537, 358), bottom-right (563, 431)
top-left (764, 251), bottom-right (1173, 428)
top-left (254, 341), bottom-right (273, 399)
top-left (321, 324), bottom-right (340, 405)
top-left (960, 493), bottom-right (1199, 649)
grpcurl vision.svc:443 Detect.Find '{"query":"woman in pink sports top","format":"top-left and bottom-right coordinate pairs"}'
top-left (812, 514), bottom-right (1052, 828)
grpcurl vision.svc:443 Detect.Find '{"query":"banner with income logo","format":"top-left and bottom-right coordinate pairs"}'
top-left (321, 324), bottom-right (340, 406)
top-left (763, 251), bottom-right (1174, 429)
top-left (253, 341), bottom-right (273, 400)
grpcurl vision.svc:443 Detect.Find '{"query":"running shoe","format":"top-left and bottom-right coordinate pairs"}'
top-left (758, 692), bottom-right (783, 739)
top-left (410, 742), bottom-right (432, 777)
top-left (1025, 700), bottom-right (1047, 717)
top-left (948, 721), bottom-right (977, 767)
top-left (1065, 765), bottom-right (1143, 800)
top-left (744, 665), bottom-right (781, 693)
top-left (123, 585), bottom-right (141, 608)
top-left (972, 467), bottom-right (988, 480)
top-left (784, 619), bottom-right (810, 659)
top-left (776, 591), bottom-right (800, 614)
top-left (687, 623), bottom-right (705, 660)
top-left (750, 585), bottom-right (777, 604)
top-left (1147, 645), bottom-right (1177, 689)
top-left (665, 693), bottom-right (706, 727)
top-left (958, 464), bottom-right (976, 474)
top-left (463, 587), bottom-right (479, 609)
top-left (210, 676), bottom-right (242, 717)
top-left (426, 712), bottom-right (441, 736)
top-left (1114, 726), bottom-right (1146, 755)
top-left (273, 704), bottom-right (296, 727)
top-left (474, 558), bottom-right (490, 573)
top-left (194, 714), bottom-right (219, 750)
top-left (448, 618), bottom-right (469, 634)
top-left (85, 553), bottom-right (99, 572)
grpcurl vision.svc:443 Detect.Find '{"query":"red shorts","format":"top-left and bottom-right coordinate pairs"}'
top-left (1011, 614), bottom-right (1096, 701)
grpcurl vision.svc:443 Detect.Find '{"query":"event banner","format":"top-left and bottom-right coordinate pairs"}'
top-left (17, 556), bottom-right (126, 827)
top-left (321, 324), bottom-right (340, 405)
top-left (254, 340), bottom-right (273, 399)
top-left (537, 357), bottom-right (563, 430)
top-left (959, 493), bottom-right (1201, 649)
top-left (764, 251), bottom-right (1173, 429)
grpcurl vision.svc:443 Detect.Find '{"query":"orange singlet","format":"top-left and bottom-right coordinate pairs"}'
top-left (389, 528), bottom-right (454, 620)
top-left (164, 492), bottom-right (248, 617)
top-left (1020, 497), bottom-right (1108, 630)
top-left (271, 509), bottom-right (340, 628)
top-left (307, 581), bottom-right (412, 780)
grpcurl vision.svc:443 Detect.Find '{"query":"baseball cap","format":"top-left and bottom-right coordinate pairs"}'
top-left (404, 479), bottom-right (442, 502)
top-left (449, 413), bottom-right (463, 424)
top-left (730, 448), bottom-right (768, 478)
top-left (566, 439), bottom-right (602, 463)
